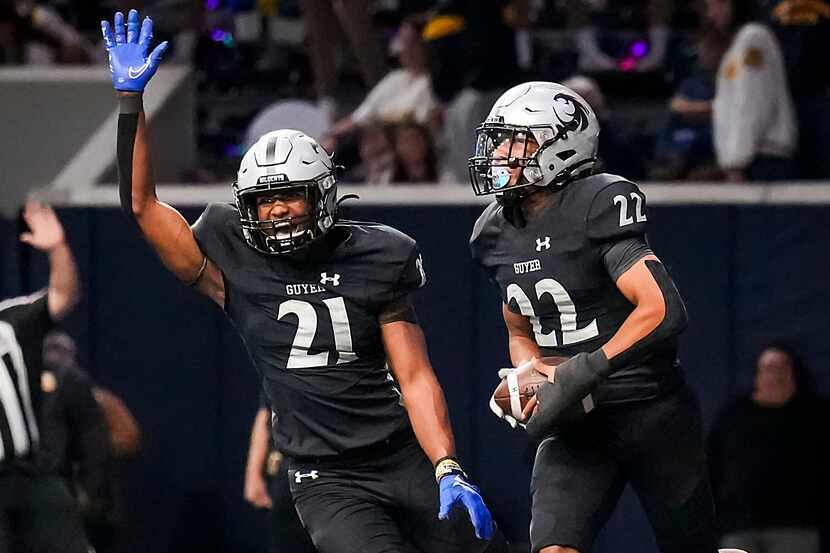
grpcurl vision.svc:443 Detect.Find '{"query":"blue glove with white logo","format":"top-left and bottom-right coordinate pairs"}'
top-left (101, 9), bottom-right (168, 92)
top-left (436, 458), bottom-right (494, 540)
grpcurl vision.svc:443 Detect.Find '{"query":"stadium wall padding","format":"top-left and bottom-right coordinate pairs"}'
top-left (3, 204), bottom-right (829, 553)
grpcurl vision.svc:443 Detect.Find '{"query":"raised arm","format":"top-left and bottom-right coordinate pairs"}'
top-left (20, 202), bottom-right (80, 321)
top-left (103, 10), bottom-right (224, 306)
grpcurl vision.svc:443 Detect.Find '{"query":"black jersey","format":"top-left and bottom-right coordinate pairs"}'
top-left (0, 291), bottom-right (51, 467)
top-left (192, 204), bottom-right (426, 458)
top-left (471, 173), bottom-right (683, 404)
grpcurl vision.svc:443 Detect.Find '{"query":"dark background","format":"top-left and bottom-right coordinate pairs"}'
top-left (1, 203), bottom-right (828, 553)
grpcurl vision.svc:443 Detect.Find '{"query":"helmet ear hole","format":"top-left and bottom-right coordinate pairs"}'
top-left (523, 165), bottom-right (543, 183)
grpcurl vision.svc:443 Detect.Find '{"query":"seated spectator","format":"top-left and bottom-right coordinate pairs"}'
top-left (323, 16), bottom-right (436, 151)
top-left (708, 0), bottom-right (797, 181)
top-left (708, 342), bottom-right (829, 553)
top-left (391, 121), bottom-right (438, 183)
top-left (651, 30), bottom-right (726, 180)
top-left (342, 122), bottom-right (396, 185)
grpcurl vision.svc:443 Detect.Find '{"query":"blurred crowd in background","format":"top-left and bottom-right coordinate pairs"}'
top-left (2, 0), bottom-right (830, 185)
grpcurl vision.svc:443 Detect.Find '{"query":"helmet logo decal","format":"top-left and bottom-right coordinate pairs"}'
top-left (552, 93), bottom-right (591, 140)
top-left (257, 174), bottom-right (288, 184)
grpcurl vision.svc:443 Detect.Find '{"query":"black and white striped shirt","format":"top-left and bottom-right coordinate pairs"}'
top-left (0, 290), bottom-right (51, 467)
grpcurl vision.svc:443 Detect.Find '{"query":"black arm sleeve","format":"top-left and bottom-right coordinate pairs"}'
top-left (606, 259), bottom-right (688, 371)
top-left (117, 95), bottom-right (143, 220)
top-left (600, 236), bottom-right (654, 282)
top-left (117, 113), bottom-right (139, 220)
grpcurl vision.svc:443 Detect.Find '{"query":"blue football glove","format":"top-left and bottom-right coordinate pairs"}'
top-left (438, 474), bottom-right (494, 540)
top-left (101, 9), bottom-right (168, 92)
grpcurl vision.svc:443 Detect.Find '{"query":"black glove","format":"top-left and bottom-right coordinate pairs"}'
top-left (525, 350), bottom-right (609, 439)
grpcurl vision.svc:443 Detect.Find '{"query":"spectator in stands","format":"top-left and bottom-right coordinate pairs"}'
top-left (423, 1), bottom-right (523, 183)
top-left (390, 121), bottom-right (438, 183)
top-left (244, 394), bottom-right (316, 553)
top-left (0, 202), bottom-right (88, 553)
top-left (323, 16), bottom-right (436, 152)
top-left (568, 0), bottom-right (674, 73)
top-left (344, 122), bottom-right (396, 185)
top-left (764, 0), bottom-right (830, 179)
top-left (708, 342), bottom-right (829, 553)
top-left (562, 74), bottom-right (646, 179)
top-left (651, 30), bottom-right (726, 180)
top-left (0, 0), bottom-right (95, 63)
top-left (299, 0), bottom-right (387, 120)
top-left (708, 0), bottom-right (797, 181)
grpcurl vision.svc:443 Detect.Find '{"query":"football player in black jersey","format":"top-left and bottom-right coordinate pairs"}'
top-left (469, 82), bottom-right (728, 553)
top-left (102, 10), bottom-right (501, 553)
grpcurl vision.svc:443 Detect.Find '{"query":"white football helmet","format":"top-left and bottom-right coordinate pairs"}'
top-left (233, 129), bottom-right (337, 254)
top-left (468, 81), bottom-right (600, 197)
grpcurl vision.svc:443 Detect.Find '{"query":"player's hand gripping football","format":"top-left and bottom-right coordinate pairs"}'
top-left (490, 357), bottom-right (559, 428)
top-left (436, 458), bottom-right (494, 540)
top-left (101, 9), bottom-right (168, 92)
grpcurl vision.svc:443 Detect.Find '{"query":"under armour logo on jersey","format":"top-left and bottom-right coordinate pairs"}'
top-left (536, 237), bottom-right (551, 251)
top-left (320, 272), bottom-right (340, 286)
top-left (294, 470), bottom-right (319, 483)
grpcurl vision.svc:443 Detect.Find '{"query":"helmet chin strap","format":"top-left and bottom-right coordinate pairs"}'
top-left (552, 157), bottom-right (598, 186)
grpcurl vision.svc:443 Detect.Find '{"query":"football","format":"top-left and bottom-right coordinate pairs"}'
top-left (491, 356), bottom-right (570, 421)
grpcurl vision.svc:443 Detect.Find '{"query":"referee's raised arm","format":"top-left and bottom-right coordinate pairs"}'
top-left (19, 202), bottom-right (80, 321)
top-left (104, 9), bottom-right (224, 306)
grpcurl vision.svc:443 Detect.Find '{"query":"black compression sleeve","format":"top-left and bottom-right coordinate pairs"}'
top-left (600, 237), bottom-right (653, 281)
top-left (607, 259), bottom-right (688, 370)
top-left (117, 95), bottom-right (142, 220)
top-left (117, 114), bottom-right (139, 219)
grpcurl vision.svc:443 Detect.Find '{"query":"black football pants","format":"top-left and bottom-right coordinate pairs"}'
top-left (287, 435), bottom-right (509, 553)
top-left (530, 383), bottom-right (719, 553)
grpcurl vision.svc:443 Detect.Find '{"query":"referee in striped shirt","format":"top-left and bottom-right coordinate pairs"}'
top-left (0, 202), bottom-right (89, 553)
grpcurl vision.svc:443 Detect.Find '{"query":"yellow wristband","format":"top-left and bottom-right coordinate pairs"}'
top-left (434, 457), bottom-right (466, 483)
